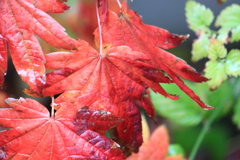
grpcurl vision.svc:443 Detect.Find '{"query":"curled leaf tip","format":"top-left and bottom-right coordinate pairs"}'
top-left (203, 104), bottom-right (214, 110)
top-left (180, 34), bottom-right (190, 40)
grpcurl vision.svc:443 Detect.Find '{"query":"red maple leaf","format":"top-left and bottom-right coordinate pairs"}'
top-left (56, 92), bottom-right (144, 154)
top-left (94, 1), bottom-right (213, 110)
top-left (0, 35), bottom-right (7, 88)
top-left (0, 97), bottom-right (125, 159)
top-left (42, 43), bottom-right (176, 153)
top-left (0, 0), bottom-right (80, 96)
top-left (127, 125), bottom-right (187, 160)
top-left (39, 1), bottom-right (213, 153)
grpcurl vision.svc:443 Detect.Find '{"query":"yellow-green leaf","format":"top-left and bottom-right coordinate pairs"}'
top-left (185, 1), bottom-right (214, 32)
top-left (191, 33), bottom-right (210, 62)
top-left (205, 60), bottom-right (227, 90)
top-left (225, 49), bottom-right (240, 77)
top-left (231, 26), bottom-right (240, 42)
top-left (208, 39), bottom-right (227, 60)
top-left (215, 4), bottom-right (240, 28)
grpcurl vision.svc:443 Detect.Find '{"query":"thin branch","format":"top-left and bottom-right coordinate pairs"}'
top-left (189, 81), bottom-right (237, 160)
top-left (95, 0), bottom-right (103, 57)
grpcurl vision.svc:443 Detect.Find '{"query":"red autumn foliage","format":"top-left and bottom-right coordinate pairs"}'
top-left (94, 1), bottom-right (213, 110)
top-left (0, 35), bottom-right (7, 88)
top-left (0, 0), bottom-right (212, 159)
top-left (0, 98), bottom-right (125, 159)
top-left (0, 0), bottom-right (79, 96)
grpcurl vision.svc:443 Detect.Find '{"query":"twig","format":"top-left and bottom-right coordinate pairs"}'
top-left (95, 0), bottom-right (103, 56)
top-left (116, 0), bottom-right (122, 8)
top-left (189, 82), bottom-right (237, 160)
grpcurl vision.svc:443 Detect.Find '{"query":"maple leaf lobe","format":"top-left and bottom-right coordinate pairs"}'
top-left (0, 98), bottom-right (125, 159)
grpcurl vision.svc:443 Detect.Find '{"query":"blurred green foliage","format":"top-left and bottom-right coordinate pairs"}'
top-left (151, 80), bottom-right (235, 126)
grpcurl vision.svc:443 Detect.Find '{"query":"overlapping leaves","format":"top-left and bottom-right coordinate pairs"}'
top-left (0, 97), bottom-right (125, 159)
top-left (0, 0), bottom-right (80, 95)
top-left (0, 0), bottom-right (214, 158)
top-left (39, 0), bottom-right (212, 154)
top-left (42, 43), bottom-right (171, 153)
top-left (94, 1), bottom-right (212, 110)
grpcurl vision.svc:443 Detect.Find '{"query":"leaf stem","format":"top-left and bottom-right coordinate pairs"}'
top-left (95, 0), bottom-right (103, 57)
top-left (189, 82), bottom-right (236, 160)
top-left (51, 96), bottom-right (55, 118)
top-left (116, 0), bottom-right (122, 8)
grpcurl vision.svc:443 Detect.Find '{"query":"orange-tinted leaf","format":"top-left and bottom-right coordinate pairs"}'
top-left (0, 0), bottom-right (81, 96)
top-left (127, 125), bottom-right (169, 160)
top-left (94, 2), bottom-right (213, 109)
top-left (164, 155), bottom-right (187, 160)
top-left (0, 98), bottom-right (125, 159)
top-left (0, 35), bottom-right (7, 88)
top-left (0, 91), bottom-right (8, 108)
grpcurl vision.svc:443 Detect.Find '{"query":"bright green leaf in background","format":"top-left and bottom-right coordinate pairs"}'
top-left (150, 81), bottom-right (233, 127)
top-left (151, 83), bottom-right (204, 126)
top-left (215, 4), bottom-right (240, 28)
top-left (204, 61), bottom-right (227, 90)
top-left (173, 125), bottom-right (230, 160)
top-left (225, 49), bottom-right (240, 77)
top-left (208, 39), bottom-right (227, 60)
top-left (215, 4), bottom-right (240, 43)
top-left (168, 144), bottom-right (185, 156)
top-left (185, 1), bottom-right (214, 32)
top-left (191, 33), bottom-right (210, 62)
top-left (231, 26), bottom-right (240, 42)
top-left (217, 28), bottom-right (229, 43)
top-left (233, 99), bottom-right (240, 128)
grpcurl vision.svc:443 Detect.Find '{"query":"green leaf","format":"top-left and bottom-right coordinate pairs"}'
top-left (168, 144), bottom-right (185, 156)
top-left (208, 39), bottom-right (227, 60)
top-left (150, 83), bottom-right (204, 127)
top-left (185, 1), bottom-right (214, 32)
top-left (203, 80), bottom-right (233, 119)
top-left (191, 33), bottom-right (210, 62)
top-left (217, 28), bottom-right (230, 43)
top-left (225, 49), bottom-right (240, 77)
top-left (231, 26), bottom-right (240, 42)
top-left (205, 60), bottom-right (227, 90)
top-left (215, 4), bottom-right (240, 28)
top-left (233, 98), bottom-right (240, 128)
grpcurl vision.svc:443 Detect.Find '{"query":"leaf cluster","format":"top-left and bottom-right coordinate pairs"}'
top-left (0, 0), bottom-right (214, 159)
top-left (186, 0), bottom-right (240, 90)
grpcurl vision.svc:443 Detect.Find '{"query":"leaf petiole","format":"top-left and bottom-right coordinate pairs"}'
top-left (95, 0), bottom-right (103, 57)
top-left (116, 0), bottom-right (122, 8)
